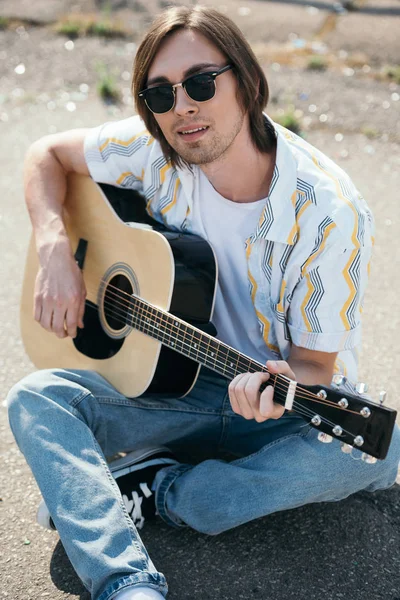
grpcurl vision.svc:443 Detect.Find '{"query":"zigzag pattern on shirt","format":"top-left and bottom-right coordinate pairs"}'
top-left (159, 170), bottom-right (180, 216)
top-left (252, 166), bottom-right (279, 241)
top-left (300, 216), bottom-right (336, 275)
top-left (261, 240), bottom-right (274, 283)
top-left (283, 320), bottom-right (291, 342)
top-left (297, 178), bottom-right (317, 206)
top-left (117, 172), bottom-right (143, 187)
top-left (270, 165), bottom-right (279, 195)
top-left (279, 244), bottom-right (295, 275)
top-left (257, 197), bottom-right (274, 238)
top-left (301, 267), bottom-right (324, 333)
top-left (143, 156), bottom-right (171, 201)
top-left (339, 178), bottom-right (364, 247)
top-left (99, 134), bottom-right (150, 162)
top-left (256, 311), bottom-right (280, 355)
top-left (85, 148), bottom-right (103, 164)
top-left (340, 248), bottom-right (361, 330)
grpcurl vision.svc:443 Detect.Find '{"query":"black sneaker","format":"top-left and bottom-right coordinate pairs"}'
top-left (36, 447), bottom-right (178, 532)
top-left (110, 447), bottom-right (179, 530)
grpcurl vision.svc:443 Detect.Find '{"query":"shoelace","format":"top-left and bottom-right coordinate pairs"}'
top-left (122, 482), bottom-right (153, 529)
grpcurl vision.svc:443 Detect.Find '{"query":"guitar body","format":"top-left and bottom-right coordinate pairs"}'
top-left (21, 174), bottom-right (217, 398)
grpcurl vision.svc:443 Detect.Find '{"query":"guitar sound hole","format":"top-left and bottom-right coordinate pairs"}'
top-left (104, 274), bottom-right (133, 331)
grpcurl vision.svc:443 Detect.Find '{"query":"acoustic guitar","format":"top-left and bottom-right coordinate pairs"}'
top-left (20, 174), bottom-right (397, 460)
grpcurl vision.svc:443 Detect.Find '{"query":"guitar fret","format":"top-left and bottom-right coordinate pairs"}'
top-left (130, 295), bottom-right (268, 381)
top-left (224, 348), bottom-right (241, 378)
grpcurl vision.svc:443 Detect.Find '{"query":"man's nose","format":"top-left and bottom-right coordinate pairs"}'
top-left (173, 85), bottom-right (198, 116)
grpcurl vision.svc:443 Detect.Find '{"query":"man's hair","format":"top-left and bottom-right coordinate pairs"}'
top-left (132, 5), bottom-right (276, 168)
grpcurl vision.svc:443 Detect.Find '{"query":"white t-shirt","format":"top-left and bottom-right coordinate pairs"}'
top-left (190, 168), bottom-right (272, 365)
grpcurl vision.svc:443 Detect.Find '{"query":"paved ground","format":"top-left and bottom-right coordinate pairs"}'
top-left (0, 1), bottom-right (400, 599)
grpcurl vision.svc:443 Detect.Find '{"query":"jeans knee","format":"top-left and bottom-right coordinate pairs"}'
top-left (369, 424), bottom-right (400, 490)
top-left (7, 369), bottom-right (87, 439)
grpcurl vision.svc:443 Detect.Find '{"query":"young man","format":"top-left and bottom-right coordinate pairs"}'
top-left (7, 5), bottom-right (400, 600)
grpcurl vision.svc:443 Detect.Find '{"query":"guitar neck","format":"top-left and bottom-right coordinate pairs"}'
top-left (129, 294), bottom-right (289, 404)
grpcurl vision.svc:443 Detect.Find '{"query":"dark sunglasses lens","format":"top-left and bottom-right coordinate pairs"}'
top-left (185, 74), bottom-right (216, 102)
top-left (145, 86), bottom-right (174, 113)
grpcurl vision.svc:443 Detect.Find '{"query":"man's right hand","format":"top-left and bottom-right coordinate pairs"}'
top-left (34, 242), bottom-right (87, 339)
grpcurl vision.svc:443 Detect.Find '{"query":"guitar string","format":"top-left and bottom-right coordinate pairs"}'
top-left (99, 283), bottom-right (320, 402)
top-left (100, 297), bottom-right (364, 422)
top-left (84, 294), bottom-right (363, 426)
top-left (91, 281), bottom-right (356, 410)
top-left (98, 283), bottom-right (356, 411)
top-left (96, 291), bottom-right (321, 403)
top-left (82, 300), bottom-right (360, 441)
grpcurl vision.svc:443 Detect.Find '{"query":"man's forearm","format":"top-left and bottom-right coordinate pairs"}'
top-left (24, 138), bottom-right (71, 264)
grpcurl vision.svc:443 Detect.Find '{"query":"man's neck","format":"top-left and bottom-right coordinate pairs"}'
top-left (200, 135), bottom-right (276, 204)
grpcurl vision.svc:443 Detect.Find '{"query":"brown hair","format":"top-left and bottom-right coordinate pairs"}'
top-left (132, 5), bottom-right (276, 168)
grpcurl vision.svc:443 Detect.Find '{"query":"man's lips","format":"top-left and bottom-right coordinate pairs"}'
top-left (176, 125), bottom-right (209, 135)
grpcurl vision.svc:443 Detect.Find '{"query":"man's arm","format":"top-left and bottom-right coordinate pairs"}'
top-left (228, 344), bottom-right (337, 422)
top-left (24, 129), bottom-right (91, 339)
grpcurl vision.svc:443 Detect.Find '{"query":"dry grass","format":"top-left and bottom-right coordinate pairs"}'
top-left (54, 13), bottom-right (130, 39)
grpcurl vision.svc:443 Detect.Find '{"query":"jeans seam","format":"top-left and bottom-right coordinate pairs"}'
top-left (69, 390), bottom-right (93, 409)
top-left (90, 435), bottom-right (152, 572)
top-left (217, 391), bottom-right (232, 451)
top-left (155, 464), bottom-right (192, 529)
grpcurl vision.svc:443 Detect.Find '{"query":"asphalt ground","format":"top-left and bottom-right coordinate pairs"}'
top-left (1, 1), bottom-right (400, 599)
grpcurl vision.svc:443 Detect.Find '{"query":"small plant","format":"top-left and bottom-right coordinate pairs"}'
top-left (55, 19), bottom-right (83, 38)
top-left (0, 16), bottom-right (9, 30)
top-left (87, 20), bottom-right (126, 38)
top-left (361, 125), bottom-right (379, 139)
top-left (307, 55), bottom-right (327, 71)
top-left (96, 62), bottom-right (120, 103)
top-left (382, 65), bottom-right (400, 84)
top-left (274, 109), bottom-right (303, 136)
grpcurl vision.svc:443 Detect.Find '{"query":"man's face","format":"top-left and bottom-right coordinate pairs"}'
top-left (146, 28), bottom-right (246, 166)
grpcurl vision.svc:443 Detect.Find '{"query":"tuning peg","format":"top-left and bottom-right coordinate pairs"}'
top-left (318, 432), bottom-right (333, 444)
top-left (379, 391), bottom-right (387, 405)
top-left (332, 374), bottom-right (346, 387)
top-left (341, 442), bottom-right (353, 454)
top-left (356, 382), bottom-right (368, 394)
top-left (362, 453), bottom-right (377, 464)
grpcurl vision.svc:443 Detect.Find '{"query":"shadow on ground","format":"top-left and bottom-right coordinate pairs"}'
top-left (49, 485), bottom-right (400, 600)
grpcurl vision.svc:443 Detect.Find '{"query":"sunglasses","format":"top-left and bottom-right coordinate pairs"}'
top-left (138, 64), bottom-right (233, 114)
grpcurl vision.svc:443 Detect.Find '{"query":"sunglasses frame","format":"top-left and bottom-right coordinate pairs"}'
top-left (138, 64), bottom-right (233, 114)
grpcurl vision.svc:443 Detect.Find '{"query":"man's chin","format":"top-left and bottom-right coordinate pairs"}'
top-left (174, 143), bottom-right (222, 166)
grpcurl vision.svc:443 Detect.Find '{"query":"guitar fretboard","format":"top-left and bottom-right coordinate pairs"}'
top-left (127, 294), bottom-right (289, 405)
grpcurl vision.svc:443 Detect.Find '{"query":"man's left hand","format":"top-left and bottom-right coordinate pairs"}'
top-left (228, 360), bottom-right (296, 422)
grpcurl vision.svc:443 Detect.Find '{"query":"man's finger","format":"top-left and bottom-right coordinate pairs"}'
top-left (229, 373), bottom-right (253, 419)
top-left (52, 306), bottom-right (68, 338)
top-left (259, 385), bottom-right (285, 419)
top-left (65, 304), bottom-right (80, 338)
top-left (266, 359), bottom-right (296, 381)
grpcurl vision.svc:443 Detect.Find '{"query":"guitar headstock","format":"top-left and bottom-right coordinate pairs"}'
top-left (297, 379), bottom-right (397, 460)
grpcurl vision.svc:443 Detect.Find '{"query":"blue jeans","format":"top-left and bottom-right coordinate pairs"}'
top-left (7, 367), bottom-right (400, 600)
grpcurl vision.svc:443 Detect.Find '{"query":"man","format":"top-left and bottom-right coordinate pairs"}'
top-left (7, 5), bottom-right (400, 600)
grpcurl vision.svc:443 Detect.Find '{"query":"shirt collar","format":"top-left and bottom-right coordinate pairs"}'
top-left (252, 117), bottom-right (298, 245)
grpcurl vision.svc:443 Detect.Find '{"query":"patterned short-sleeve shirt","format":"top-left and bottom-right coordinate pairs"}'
top-left (84, 114), bottom-right (374, 384)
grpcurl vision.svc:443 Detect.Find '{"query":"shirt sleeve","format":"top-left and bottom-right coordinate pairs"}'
top-left (288, 225), bottom-right (374, 353)
top-left (83, 115), bottom-right (153, 190)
